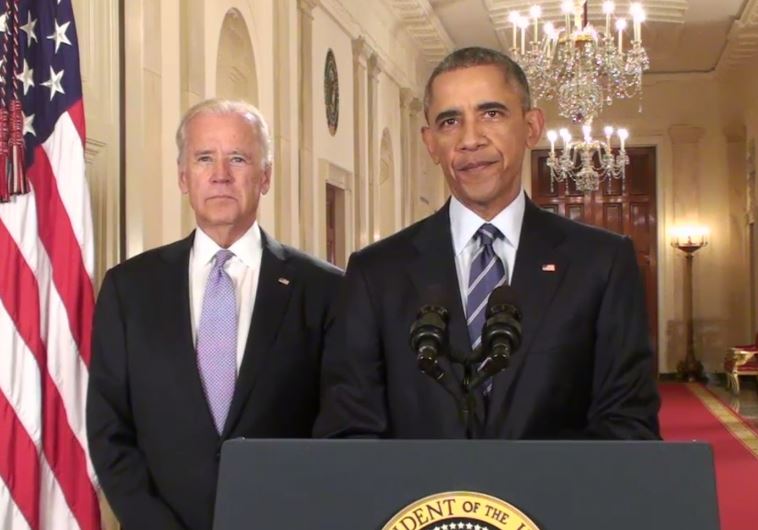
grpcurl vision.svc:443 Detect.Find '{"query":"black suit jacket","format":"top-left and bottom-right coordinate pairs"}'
top-left (87, 230), bottom-right (341, 530)
top-left (315, 197), bottom-right (659, 440)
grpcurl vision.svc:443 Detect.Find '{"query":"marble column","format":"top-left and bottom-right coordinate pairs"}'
top-left (352, 37), bottom-right (372, 250)
top-left (160, 0), bottom-right (182, 244)
top-left (749, 140), bottom-right (758, 334)
top-left (274, 0), bottom-right (301, 246)
top-left (409, 97), bottom-right (423, 222)
top-left (724, 127), bottom-right (750, 342)
top-left (668, 125), bottom-right (707, 370)
top-left (668, 125), bottom-right (705, 224)
top-left (399, 88), bottom-right (413, 227)
top-left (298, 0), bottom-right (318, 253)
top-left (368, 53), bottom-right (383, 242)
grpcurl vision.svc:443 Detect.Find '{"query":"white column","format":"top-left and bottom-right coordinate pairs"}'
top-left (400, 88), bottom-right (413, 227)
top-left (352, 37), bottom-right (372, 250)
top-left (668, 125), bottom-right (709, 369)
top-left (125, 0), bottom-right (184, 255)
top-left (724, 128), bottom-right (751, 343)
top-left (124, 0), bottom-right (147, 258)
top-left (160, 0), bottom-right (182, 244)
top-left (409, 96), bottom-right (423, 222)
top-left (368, 53), bottom-right (383, 243)
top-left (668, 125), bottom-right (705, 224)
top-left (274, 0), bottom-right (301, 246)
top-left (73, 0), bottom-right (122, 286)
top-left (298, 0), bottom-right (318, 253)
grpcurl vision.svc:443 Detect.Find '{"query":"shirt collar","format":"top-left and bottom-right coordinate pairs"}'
top-left (192, 222), bottom-right (263, 269)
top-left (449, 190), bottom-right (525, 256)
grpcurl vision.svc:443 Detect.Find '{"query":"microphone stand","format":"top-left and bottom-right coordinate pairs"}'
top-left (461, 360), bottom-right (477, 439)
top-left (448, 346), bottom-right (483, 440)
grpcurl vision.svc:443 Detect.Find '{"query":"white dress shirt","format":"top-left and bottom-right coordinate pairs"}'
top-left (449, 192), bottom-right (525, 312)
top-left (188, 223), bottom-right (263, 371)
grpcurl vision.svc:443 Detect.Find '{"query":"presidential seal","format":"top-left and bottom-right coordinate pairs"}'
top-left (382, 491), bottom-right (540, 530)
top-left (323, 49), bottom-right (339, 136)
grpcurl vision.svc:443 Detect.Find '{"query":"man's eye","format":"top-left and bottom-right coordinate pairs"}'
top-left (439, 118), bottom-right (457, 128)
top-left (484, 110), bottom-right (501, 118)
top-left (230, 156), bottom-right (247, 164)
top-left (197, 155), bottom-right (212, 163)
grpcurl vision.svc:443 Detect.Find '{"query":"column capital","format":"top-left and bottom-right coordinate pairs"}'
top-left (400, 88), bottom-right (415, 109)
top-left (297, 0), bottom-right (319, 15)
top-left (352, 36), bottom-right (373, 67)
top-left (409, 97), bottom-right (423, 117)
top-left (669, 125), bottom-right (705, 144)
top-left (368, 54), bottom-right (384, 80)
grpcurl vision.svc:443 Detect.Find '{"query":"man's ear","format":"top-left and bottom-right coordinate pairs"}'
top-left (524, 107), bottom-right (545, 148)
top-left (178, 162), bottom-right (189, 194)
top-left (421, 125), bottom-right (440, 165)
top-left (260, 164), bottom-right (272, 195)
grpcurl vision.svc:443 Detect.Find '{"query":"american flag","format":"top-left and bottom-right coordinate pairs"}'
top-left (0, 0), bottom-right (101, 529)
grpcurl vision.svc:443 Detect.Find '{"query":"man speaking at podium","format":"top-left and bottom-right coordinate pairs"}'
top-left (315, 47), bottom-right (660, 440)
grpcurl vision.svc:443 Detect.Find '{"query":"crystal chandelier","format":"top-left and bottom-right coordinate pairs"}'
top-left (509, 0), bottom-right (649, 123)
top-left (545, 122), bottom-right (629, 193)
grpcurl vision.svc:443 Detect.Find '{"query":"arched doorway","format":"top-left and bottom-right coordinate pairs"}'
top-left (215, 8), bottom-right (258, 103)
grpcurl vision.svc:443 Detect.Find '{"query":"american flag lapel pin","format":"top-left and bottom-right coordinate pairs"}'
top-left (277, 277), bottom-right (291, 285)
top-left (541, 264), bottom-right (556, 272)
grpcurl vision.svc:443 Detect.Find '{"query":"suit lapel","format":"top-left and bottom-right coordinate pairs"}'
top-left (159, 233), bottom-right (219, 435)
top-left (486, 198), bottom-right (569, 432)
top-left (222, 231), bottom-right (294, 437)
top-left (407, 202), bottom-right (486, 427)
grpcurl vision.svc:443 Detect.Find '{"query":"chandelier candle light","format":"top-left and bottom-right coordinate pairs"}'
top-left (545, 122), bottom-right (629, 193)
top-left (509, 0), bottom-right (649, 123)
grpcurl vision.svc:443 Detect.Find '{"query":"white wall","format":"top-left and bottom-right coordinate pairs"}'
top-left (312, 7), bottom-right (355, 174)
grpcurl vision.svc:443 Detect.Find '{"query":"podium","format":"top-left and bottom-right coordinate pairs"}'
top-left (214, 439), bottom-right (719, 530)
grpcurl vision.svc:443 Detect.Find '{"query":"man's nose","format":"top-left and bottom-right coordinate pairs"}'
top-left (211, 159), bottom-right (232, 182)
top-left (458, 119), bottom-right (486, 150)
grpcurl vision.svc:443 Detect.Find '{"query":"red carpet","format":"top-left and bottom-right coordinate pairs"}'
top-left (659, 383), bottom-right (758, 530)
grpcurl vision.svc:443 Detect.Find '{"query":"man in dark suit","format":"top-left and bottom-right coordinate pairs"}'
top-left (315, 47), bottom-right (659, 440)
top-left (87, 99), bottom-right (341, 530)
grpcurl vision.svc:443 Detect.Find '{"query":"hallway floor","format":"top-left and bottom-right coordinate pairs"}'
top-left (702, 376), bottom-right (758, 431)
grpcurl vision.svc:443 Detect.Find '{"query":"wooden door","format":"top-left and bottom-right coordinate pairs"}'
top-left (326, 184), bottom-right (337, 266)
top-left (530, 147), bottom-right (658, 367)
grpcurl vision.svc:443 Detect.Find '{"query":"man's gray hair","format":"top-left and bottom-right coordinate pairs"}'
top-left (423, 47), bottom-right (532, 120)
top-left (176, 98), bottom-right (273, 169)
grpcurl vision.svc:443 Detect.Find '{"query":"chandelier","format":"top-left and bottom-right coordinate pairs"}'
top-left (545, 122), bottom-right (629, 193)
top-left (509, 0), bottom-right (649, 123)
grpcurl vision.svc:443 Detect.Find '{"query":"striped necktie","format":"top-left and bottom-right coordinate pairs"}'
top-left (466, 224), bottom-right (507, 391)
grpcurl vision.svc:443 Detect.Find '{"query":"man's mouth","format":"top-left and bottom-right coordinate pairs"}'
top-left (455, 160), bottom-right (496, 173)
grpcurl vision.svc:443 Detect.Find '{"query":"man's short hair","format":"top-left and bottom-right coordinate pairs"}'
top-left (176, 98), bottom-right (273, 169)
top-left (423, 47), bottom-right (532, 120)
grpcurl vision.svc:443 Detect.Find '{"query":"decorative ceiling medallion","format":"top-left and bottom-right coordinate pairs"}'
top-left (324, 49), bottom-right (339, 136)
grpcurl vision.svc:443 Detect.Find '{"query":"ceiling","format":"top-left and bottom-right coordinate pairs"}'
top-left (389, 0), bottom-right (758, 73)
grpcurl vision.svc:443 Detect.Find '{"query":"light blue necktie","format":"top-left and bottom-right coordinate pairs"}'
top-left (466, 224), bottom-right (506, 393)
top-left (196, 249), bottom-right (237, 433)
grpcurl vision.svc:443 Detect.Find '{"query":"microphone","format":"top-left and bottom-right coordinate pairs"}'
top-left (409, 303), bottom-right (449, 381)
top-left (470, 285), bottom-right (522, 389)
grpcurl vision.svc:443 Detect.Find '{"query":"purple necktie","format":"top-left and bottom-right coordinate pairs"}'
top-left (196, 249), bottom-right (237, 434)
